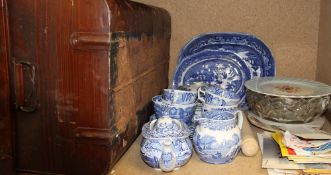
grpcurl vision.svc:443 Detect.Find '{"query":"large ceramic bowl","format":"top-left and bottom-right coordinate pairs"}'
top-left (245, 77), bottom-right (331, 123)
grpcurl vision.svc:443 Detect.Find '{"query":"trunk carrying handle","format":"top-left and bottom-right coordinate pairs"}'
top-left (15, 60), bottom-right (37, 112)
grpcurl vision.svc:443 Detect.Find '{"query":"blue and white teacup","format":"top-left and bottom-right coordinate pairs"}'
top-left (152, 95), bottom-right (196, 126)
top-left (198, 86), bottom-right (240, 106)
top-left (162, 89), bottom-right (197, 105)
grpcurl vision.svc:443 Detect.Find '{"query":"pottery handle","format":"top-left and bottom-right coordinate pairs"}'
top-left (150, 117), bottom-right (183, 130)
top-left (173, 119), bottom-right (183, 129)
top-left (149, 119), bottom-right (157, 130)
top-left (236, 110), bottom-right (244, 130)
top-left (159, 139), bottom-right (177, 172)
top-left (197, 87), bottom-right (205, 104)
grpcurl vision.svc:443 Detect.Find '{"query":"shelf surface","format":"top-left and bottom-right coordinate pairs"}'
top-left (110, 109), bottom-right (331, 175)
top-left (110, 134), bottom-right (266, 175)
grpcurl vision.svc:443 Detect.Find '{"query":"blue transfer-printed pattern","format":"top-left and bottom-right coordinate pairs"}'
top-left (202, 110), bottom-right (238, 120)
top-left (140, 138), bottom-right (193, 169)
top-left (177, 33), bottom-right (275, 77)
top-left (194, 145), bottom-right (241, 164)
top-left (162, 89), bottom-right (197, 104)
top-left (152, 96), bottom-right (196, 126)
top-left (142, 118), bottom-right (190, 139)
top-left (153, 104), bottom-right (196, 126)
top-left (173, 51), bottom-right (250, 102)
top-left (196, 118), bottom-right (237, 131)
top-left (193, 133), bottom-right (241, 164)
top-left (160, 151), bottom-right (175, 171)
top-left (195, 110), bottom-right (241, 129)
top-left (204, 93), bottom-right (239, 106)
top-left (192, 109), bottom-right (242, 164)
top-left (204, 93), bottom-right (226, 106)
top-left (205, 85), bottom-right (240, 99)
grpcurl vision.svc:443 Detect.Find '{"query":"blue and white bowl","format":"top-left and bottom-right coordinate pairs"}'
top-left (152, 95), bottom-right (196, 126)
top-left (162, 89), bottom-right (197, 105)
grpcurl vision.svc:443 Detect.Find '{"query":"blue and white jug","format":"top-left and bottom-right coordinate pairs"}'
top-left (193, 110), bottom-right (243, 164)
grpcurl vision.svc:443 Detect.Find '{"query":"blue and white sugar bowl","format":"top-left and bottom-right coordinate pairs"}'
top-left (193, 110), bottom-right (243, 164)
top-left (140, 116), bottom-right (193, 172)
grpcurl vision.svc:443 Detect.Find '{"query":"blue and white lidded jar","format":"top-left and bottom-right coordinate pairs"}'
top-left (140, 116), bottom-right (193, 172)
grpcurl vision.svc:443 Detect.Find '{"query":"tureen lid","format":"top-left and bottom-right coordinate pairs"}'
top-left (245, 77), bottom-right (331, 98)
top-left (142, 116), bottom-right (190, 139)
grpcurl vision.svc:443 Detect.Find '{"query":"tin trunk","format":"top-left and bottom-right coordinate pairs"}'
top-left (0, 0), bottom-right (171, 174)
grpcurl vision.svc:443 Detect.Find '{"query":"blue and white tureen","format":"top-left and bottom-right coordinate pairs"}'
top-left (141, 116), bottom-right (193, 172)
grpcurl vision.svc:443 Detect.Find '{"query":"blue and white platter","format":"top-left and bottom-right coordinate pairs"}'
top-left (172, 50), bottom-right (250, 100)
top-left (177, 32), bottom-right (275, 77)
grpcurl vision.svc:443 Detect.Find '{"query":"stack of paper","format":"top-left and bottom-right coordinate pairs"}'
top-left (273, 131), bottom-right (331, 163)
top-left (258, 131), bottom-right (331, 175)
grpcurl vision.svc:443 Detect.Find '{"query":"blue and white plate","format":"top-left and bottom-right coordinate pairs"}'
top-left (177, 32), bottom-right (275, 77)
top-left (172, 50), bottom-right (250, 100)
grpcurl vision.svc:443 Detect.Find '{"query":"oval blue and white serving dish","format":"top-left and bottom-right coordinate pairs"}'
top-left (173, 33), bottom-right (276, 109)
top-left (177, 32), bottom-right (275, 77)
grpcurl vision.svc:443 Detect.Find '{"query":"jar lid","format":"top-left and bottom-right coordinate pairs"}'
top-left (142, 116), bottom-right (190, 139)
